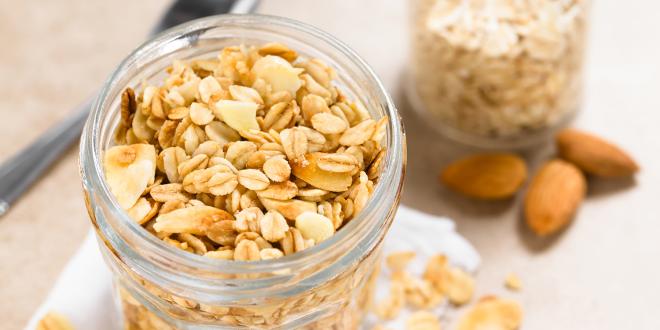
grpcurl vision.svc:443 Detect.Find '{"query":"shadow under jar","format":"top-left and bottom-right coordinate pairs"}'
top-left (409, 0), bottom-right (589, 149)
top-left (79, 15), bottom-right (405, 329)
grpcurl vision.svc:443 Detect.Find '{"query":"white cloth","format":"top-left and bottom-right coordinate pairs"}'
top-left (25, 206), bottom-right (480, 330)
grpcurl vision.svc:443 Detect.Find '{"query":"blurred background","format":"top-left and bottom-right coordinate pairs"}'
top-left (1, 0), bottom-right (659, 329)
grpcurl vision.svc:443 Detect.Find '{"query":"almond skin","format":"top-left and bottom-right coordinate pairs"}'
top-left (556, 129), bottom-right (639, 177)
top-left (440, 153), bottom-right (528, 200)
top-left (524, 159), bottom-right (586, 236)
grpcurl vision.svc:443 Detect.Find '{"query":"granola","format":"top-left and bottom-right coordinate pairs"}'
top-left (372, 252), bottom-right (522, 329)
top-left (100, 41), bottom-right (392, 329)
top-left (411, 0), bottom-right (588, 139)
top-left (104, 43), bottom-right (387, 263)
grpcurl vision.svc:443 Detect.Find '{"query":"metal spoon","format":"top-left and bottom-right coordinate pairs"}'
top-left (0, 0), bottom-right (260, 217)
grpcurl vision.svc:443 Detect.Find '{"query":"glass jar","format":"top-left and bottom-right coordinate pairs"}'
top-left (409, 0), bottom-right (589, 148)
top-left (79, 15), bottom-right (405, 329)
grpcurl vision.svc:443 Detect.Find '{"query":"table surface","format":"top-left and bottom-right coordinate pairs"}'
top-left (2, 1), bottom-right (658, 329)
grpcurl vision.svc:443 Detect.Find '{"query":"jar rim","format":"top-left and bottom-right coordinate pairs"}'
top-left (81, 14), bottom-right (405, 275)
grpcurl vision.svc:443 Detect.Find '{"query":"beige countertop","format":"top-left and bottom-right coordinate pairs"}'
top-left (1, 1), bottom-right (658, 329)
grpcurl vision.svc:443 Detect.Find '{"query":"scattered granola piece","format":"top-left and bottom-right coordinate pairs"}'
top-left (446, 267), bottom-right (475, 305)
top-left (385, 251), bottom-right (416, 273)
top-left (36, 311), bottom-right (74, 330)
top-left (505, 273), bottom-right (522, 291)
top-left (456, 296), bottom-right (523, 330)
top-left (374, 277), bottom-right (405, 320)
top-left (397, 271), bottom-right (444, 309)
top-left (406, 310), bottom-right (442, 330)
top-left (423, 254), bottom-right (449, 292)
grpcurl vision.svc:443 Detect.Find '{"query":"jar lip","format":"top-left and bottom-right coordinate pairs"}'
top-left (83, 14), bottom-right (405, 273)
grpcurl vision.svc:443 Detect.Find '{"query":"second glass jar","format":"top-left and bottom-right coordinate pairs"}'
top-left (409, 0), bottom-right (589, 148)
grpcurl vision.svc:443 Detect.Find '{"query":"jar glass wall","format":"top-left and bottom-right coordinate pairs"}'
top-left (79, 14), bottom-right (405, 329)
top-left (409, 0), bottom-right (589, 148)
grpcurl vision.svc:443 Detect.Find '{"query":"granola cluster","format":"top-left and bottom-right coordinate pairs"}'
top-left (104, 43), bottom-right (387, 261)
top-left (411, 0), bottom-right (588, 138)
top-left (372, 252), bottom-right (523, 330)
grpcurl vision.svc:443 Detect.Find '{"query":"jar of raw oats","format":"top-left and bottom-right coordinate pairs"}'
top-left (79, 15), bottom-right (405, 329)
top-left (409, 0), bottom-right (589, 148)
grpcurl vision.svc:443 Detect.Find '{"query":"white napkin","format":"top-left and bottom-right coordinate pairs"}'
top-left (25, 205), bottom-right (480, 330)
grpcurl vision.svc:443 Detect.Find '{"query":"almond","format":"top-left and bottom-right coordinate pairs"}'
top-left (524, 159), bottom-right (586, 236)
top-left (556, 129), bottom-right (639, 177)
top-left (251, 55), bottom-right (303, 95)
top-left (153, 205), bottom-right (232, 235)
top-left (258, 197), bottom-right (317, 220)
top-left (440, 153), bottom-right (527, 200)
top-left (213, 100), bottom-right (260, 132)
top-left (104, 144), bottom-right (157, 209)
top-left (295, 211), bottom-right (335, 243)
top-left (291, 153), bottom-right (353, 192)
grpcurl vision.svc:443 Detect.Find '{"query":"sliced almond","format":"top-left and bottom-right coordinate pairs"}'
top-left (251, 55), bottom-right (303, 95)
top-left (291, 153), bottom-right (352, 192)
top-left (524, 159), bottom-right (586, 236)
top-left (258, 197), bottom-right (316, 220)
top-left (104, 144), bottom-right (157, 209)
top-left (153, 205), bottom-right (232, 235)
top-left (126, 197), bottom-right (154, 224)
top-left (440, 153), bottom-right (528, 200)
top-left (556, 128), bottom-right (639, 177)
top-left (213, 100), bottom-right (260, 132)
top-left (258, 42), bottom-right (298, 62)
top-left (206, 220), bottom-right (237, 246)
top-left (295, 211), bottom-right (335, 243)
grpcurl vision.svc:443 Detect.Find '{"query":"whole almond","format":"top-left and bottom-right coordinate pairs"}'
top-left (524, 159), bottom-right (586, 236)
top-left (556, 129), bottom-right (639, 177)
top-left (440, 153), bottom-right (528, 200)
